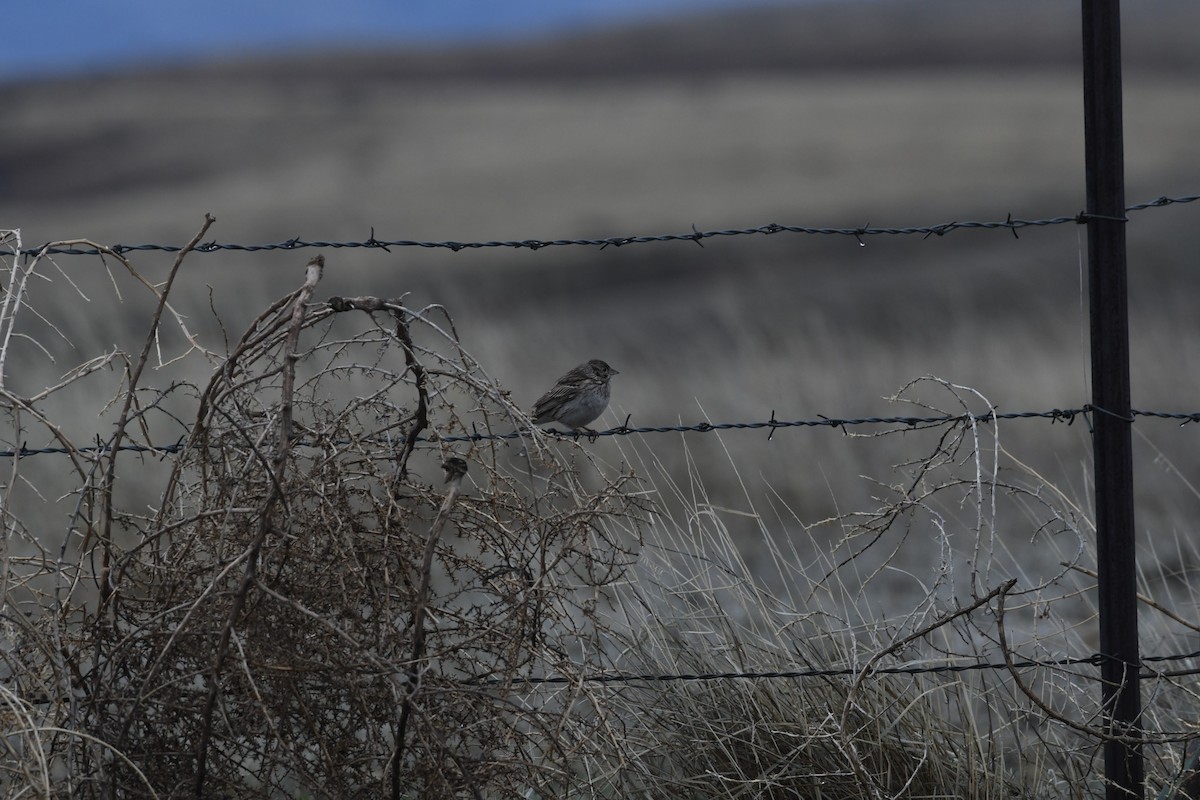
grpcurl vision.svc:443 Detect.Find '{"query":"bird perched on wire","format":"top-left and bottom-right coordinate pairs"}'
top-left (532, 359), bottom-right (619, 435)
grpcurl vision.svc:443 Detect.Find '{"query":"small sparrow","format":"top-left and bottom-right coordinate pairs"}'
top-left (532, 359), bottom-right (619, 434)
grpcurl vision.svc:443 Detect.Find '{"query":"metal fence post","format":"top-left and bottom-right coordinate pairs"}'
top-left (1081, 0), bottom-right (1143, 797)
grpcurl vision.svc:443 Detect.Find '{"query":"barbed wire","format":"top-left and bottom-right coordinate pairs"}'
top-left (3, 406), bottom-right (1198, 459)
top-left (13, 194), bottom-right (1199, 258)
top-left (473, 647), bottom-right (1200, 688)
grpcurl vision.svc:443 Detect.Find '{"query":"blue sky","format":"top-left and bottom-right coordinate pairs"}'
top-left (3, 0), bottom-right (815, 80)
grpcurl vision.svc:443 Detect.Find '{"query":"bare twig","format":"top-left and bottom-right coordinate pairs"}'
top-left (838, 578), bottom-right (1017, 795)
top-left (92, 214), bottom-right (214, 568)
top-left (192, 254), bottom-right (323, 799)
top-left (995, 578), bottom-right (1118, 741)
top-left (391, 307), bottom-right (430, 482)
top-left (325, 295), bottom-right (431, 481)
top-left (1063, 562), bottom-right (1200, 634)
top-left (391, 456), bottom-right (468, 800)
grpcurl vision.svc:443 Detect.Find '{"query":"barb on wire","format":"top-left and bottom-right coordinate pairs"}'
top-left (17, 194), bottom-right (1199, 258)
top-left (1131, 408), bottom-right (1200, 426)
top-left (3, 406), bottom-right (1197, 459)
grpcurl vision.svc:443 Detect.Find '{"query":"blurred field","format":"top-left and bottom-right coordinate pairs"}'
top-left (3, 0), bottom-right (1200, 604)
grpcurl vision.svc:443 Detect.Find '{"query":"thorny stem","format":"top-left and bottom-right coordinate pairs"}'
top-left (391, 456), bottom-right (468, 800)
top-left (86, 215), bottom-right (214, 797)
top-left (192, 254), bottom-right (323, 799)
top-left (837, 578), bottom-right (1017, 795)
top-left (392, 307), bottom-right (430, 482)
top-left (996, 577), bottom-right (1143, 744)
top-left (96, 214), bottom-right (215, 596)
top-left (324, 296), bottom-right (430, 482)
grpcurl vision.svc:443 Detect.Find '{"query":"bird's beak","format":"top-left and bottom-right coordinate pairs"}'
top-left (611, 368), bottom-right (620, 375)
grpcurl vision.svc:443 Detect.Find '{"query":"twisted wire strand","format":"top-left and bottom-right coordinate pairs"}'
top-left (15, 194), bottom-right (1199, 258)
top-left (477, 647), bottom-right (1200, 687)
top-left (3, 406), bottom-right (1198, 458)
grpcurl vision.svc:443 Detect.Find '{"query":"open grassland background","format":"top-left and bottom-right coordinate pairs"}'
top-left (5, 1), bottom-right (1200, 795)
top-left (3, 0), bottom-right (1200, 641)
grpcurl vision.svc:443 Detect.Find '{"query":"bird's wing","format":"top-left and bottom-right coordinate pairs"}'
top-left (533, 383), bottom-right (575, 417)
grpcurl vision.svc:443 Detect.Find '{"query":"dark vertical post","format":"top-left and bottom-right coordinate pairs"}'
top-left (1081, 1), bottom-right (1143, 797)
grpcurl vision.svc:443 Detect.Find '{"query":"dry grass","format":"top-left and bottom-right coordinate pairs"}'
top-left (585, 378), bottom-right (1200, 799)
top-left (4, 4), bottom-right (1200, 794)
top-left (3, 230), bottom-right (1200, 798)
